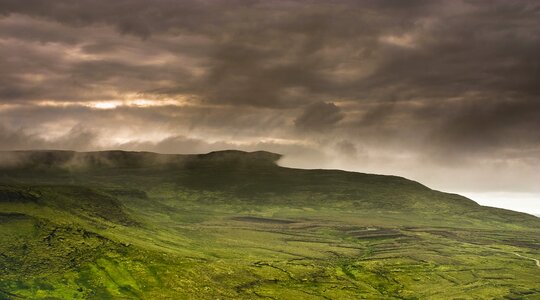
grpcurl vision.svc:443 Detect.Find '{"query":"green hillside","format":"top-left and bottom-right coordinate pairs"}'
top-left (1, 150), bottom-right (539, 299)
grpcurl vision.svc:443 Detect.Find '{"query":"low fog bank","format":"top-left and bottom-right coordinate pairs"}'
top-left (1, 120), bottom-right (538, 215)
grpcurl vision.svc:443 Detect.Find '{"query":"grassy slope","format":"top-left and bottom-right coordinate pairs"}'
top-left (0, 150), bottom-right (539, 299)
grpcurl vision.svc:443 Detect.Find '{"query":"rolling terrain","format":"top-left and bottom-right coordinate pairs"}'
top-left (1, 150), bottom-right (539, 299)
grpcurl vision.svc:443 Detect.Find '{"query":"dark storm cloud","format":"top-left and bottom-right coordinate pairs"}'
top-left (295, 102), bottom-right (343, 131)
top-left (0, 0), bottom-right (427, 106)
top-left (0, 0), bottom-right (540, 194)
top-left (2, 1), bottom-right (538, 107)
top-left (426, 99), bottom-right (540, 155)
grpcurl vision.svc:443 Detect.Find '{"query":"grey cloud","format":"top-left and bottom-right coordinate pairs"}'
top-left (0, 1), bottom-right (424, 107)
top-left (2, 0), bottom-right (537, 109)
top-left (295, 102), bottom-right (344, 131)
top-left (335, 140), bottom-right (358, 158)
top-left (426, 99), bottom-right (540, 156)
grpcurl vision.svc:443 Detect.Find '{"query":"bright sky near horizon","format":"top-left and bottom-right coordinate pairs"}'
top-left (460, 192), bottom-right (540, 216)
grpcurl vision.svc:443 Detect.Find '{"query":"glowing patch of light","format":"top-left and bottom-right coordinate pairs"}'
top-left (28, 97), bottom-right (189, 110)
top-left (129, 98), bottom-right (184, 107)
top-left (379, 34), bottom-right (416, 48)
top-left (32, 100), bottom-right (121, 109)
top-left (90, 101), bottom-right (120, 109)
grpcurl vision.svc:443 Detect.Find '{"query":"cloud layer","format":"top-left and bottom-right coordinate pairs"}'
top-left (0, 0), bottom-right (539, 195)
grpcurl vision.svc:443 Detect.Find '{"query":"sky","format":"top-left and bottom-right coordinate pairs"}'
top-left (0, 0), bottom-right (539, 214)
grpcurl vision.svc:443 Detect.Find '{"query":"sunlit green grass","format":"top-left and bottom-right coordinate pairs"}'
top-left (1, 150), bottom-right (539, 299)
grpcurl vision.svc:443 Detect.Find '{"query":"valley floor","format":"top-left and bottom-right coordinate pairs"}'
top-left (2, 194), bottom-right (540, 299)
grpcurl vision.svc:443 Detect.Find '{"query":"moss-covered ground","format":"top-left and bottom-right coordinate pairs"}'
top-left (0, 150), bottom-right (539, 299)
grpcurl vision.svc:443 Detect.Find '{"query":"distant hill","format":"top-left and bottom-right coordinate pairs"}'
top-left (1, 150), bottom-right (539, 299)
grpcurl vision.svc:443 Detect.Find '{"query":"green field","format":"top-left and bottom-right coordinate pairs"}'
top-left (1, 150), bottom-right (539, 299)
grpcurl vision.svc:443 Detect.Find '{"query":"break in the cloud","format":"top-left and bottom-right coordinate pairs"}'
top-left (0, 0), bottom-right (539, 210)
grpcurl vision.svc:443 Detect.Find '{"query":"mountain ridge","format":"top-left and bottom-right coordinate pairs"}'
top-left (1, 149), bottom-right (537, 222)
